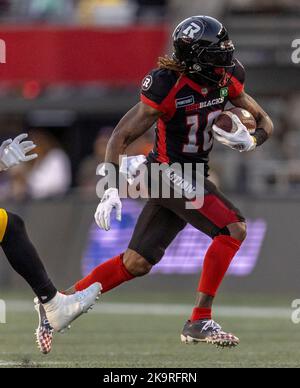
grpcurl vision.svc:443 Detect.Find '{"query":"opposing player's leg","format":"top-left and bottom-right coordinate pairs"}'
top-left (0, 209), bottom-right (101, 349)
top-left (0, 209), bottom-right (57, 303)
top-left (162, 179), bottom-right (245, 347)
top-left (34, 283), bottom-right (101, 354)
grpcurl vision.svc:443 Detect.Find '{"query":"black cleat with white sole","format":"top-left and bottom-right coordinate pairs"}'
top-left (181, 319), bottom-right (239, 348)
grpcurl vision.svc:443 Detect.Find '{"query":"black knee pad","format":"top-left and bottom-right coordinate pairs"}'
top-left (128, 244), bottom-right (161, 266)
top-left (219, 226), bottom-right (231, 236)
top-left (211, 226), bottom-right (230, 239)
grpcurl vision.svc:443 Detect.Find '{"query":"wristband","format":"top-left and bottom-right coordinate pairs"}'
top-left (253, 128), bottom-right (268, 147)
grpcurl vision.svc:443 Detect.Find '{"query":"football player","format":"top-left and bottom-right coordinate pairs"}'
top-left (0, 134), bottom-right (101, 350)
top-left (36, 16), bottom-right (273, 352)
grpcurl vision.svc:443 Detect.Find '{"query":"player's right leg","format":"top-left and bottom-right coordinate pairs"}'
top-left (0, 209), bottom-right (101, 343)
top-left (35, 200), bottom-right (186, 353)
top-left (68, 199), bottom-right (186, 294)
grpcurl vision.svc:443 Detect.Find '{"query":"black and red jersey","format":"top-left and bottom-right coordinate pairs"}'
top-left (141, 59), bottom-right (245, 174)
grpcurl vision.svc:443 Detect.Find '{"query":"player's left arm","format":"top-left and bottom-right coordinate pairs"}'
top-left (230, 91), bottom-right (274, 147)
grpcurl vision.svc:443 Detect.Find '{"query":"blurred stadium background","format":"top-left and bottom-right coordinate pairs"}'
top-left (0, 0), bottom-right (300, 369)
top-left (0, 0), bottom-right (299, 308)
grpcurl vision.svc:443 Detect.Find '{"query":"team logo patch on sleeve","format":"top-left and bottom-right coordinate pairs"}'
top-left (176, 95), bottom-right (195, 108)
top-left (142, 75), bottom-right (153, 91)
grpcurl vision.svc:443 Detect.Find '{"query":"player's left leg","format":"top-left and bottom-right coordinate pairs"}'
top-left (182, 222), bottom-right (245, 348)
top-left (192, 221), bottom-right (246, 321)
top-left (159, 178), bottom-right (246, 347)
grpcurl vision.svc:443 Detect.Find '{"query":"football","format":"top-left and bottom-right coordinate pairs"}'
top-left (214, 107), bottom-right (257, 134)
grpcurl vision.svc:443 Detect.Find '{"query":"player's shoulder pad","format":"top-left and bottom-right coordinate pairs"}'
top-left (230, 58), bottom-right (246, 85)
top-left (141, 68), bottom-right (178, 105)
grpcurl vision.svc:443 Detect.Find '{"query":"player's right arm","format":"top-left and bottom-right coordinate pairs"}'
top-left (95, 102), bottom-right (163, 231)
top-left (95, 69), bottom-right (172, 231)
top-left (105, 68), bottom-right (175, 165)
top-left (105, 101), bottom-right (162, 165)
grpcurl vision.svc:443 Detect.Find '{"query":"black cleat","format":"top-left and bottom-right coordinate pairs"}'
top-left (181, 319), bottom-right (239, 348)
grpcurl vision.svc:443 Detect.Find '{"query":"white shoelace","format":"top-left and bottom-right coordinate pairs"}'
top-left (201, 320), bottom-right (222, 333)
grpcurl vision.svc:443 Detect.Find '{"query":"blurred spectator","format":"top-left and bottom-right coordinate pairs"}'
top-left (171, 0), bottom-right (224, 24)
top-left (28, 0), bottom-right (75, 23)
top-left (77, 0), bottom-right (136, 26)
top-left (229, 0), bottom-right (300, 13)
top-left (7, 0), bottom-right (76, 24)
top-left (26, 129), bottom-right (71, 199)
top-left (77, 128), bottom-right (111, 196)
top-left (8, 129), bottom-right (71, 200)
top-left (0, 0), bottom-right (10, 18)
top-left (77, 127), bottom-right (153, 196)
top-left (135, 0), bottom-right (168, 23)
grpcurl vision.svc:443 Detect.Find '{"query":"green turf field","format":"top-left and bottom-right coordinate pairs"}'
top-left (0, 291), bottom-right (299, 368)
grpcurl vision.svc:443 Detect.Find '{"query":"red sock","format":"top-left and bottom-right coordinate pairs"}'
top-left (190, 307), bottom-right (212, 322)
top-left (75, 254), bottom-right (135, 293)
top-left (198, 235), bottom-right (242, 297)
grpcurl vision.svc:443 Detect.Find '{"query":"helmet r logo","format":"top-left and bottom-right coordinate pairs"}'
top-left (142, 75), bottom-right (153, 91)
top-left (183, 23), bottom-right (202, 39)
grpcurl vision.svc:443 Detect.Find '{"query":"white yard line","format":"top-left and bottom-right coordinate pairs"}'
top-left (3, 300), bottom-right (291, 319)
top-left (0, 360), bottom-right (69, 367)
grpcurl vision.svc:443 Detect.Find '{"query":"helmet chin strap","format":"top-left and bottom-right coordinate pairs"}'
top-left (172, 54), bottom-right (234, 87)
top-left (189, 63), bottom-right (233, 87)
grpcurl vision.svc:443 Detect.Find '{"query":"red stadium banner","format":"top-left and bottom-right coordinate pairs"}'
top-left (0, 25), bottom-right (170, 85)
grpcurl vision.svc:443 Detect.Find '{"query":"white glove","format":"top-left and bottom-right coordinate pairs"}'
top-left (94, 188), bottom-right (122, 231)
top-left (213, 115), bottom-right (256, 152)
top-left (0, 133), bottom-right (38, 171)
top-left (120, 155), bottom-right (147, 184)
